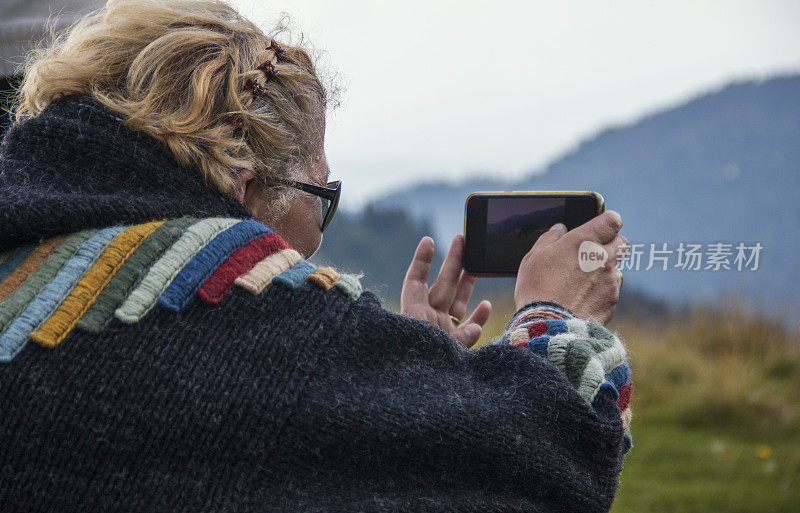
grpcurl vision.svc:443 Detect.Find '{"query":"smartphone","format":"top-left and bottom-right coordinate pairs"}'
top-left (463, 191), bottom-right (605, 276)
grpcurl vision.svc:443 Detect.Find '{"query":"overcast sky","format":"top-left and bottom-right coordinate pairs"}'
top-left (232, 0), bottom-right (800, 208)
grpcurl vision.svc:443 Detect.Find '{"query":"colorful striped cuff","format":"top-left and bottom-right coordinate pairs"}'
top-left (494, 303), bottom-right (633, 452)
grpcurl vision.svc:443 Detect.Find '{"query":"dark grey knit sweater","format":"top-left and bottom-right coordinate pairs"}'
top-left (0, 95), bottom-right (632, 512)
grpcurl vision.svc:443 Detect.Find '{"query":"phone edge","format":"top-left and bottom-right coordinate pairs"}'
top-left (462, 191), bottom-right (605, 278)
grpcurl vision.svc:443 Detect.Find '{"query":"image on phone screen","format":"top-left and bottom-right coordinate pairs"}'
top-left (486, 197), bottom-right (565, 272)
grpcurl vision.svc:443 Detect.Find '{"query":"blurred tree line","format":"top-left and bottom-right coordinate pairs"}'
top-left (311, 204), bottom-right (443, 303)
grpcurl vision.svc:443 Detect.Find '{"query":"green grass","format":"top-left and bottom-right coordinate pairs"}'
top-left (612, 421), bottom-right (800, 512)
top-left (473, 302), bottom-right (800, 512)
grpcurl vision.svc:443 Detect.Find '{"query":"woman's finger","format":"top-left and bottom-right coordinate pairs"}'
top-left (452, 300), bottom-right (492, 348)
top-left (452, 323), bottom-right (482, 348)
top-left (570, 210), bottom-right (622, 246)
top-left (401, 237), bottom-right (434, 311)
top-left (603, 234), bottom-right (629, 268)
top-left (531, 223), bottom-right (567, 251)
top-left (464, 299), bottom-right (492, 327)
top-left (429, 234), bottom-right (464, 310)
top-left (449, 270), bottom-right (477, 321)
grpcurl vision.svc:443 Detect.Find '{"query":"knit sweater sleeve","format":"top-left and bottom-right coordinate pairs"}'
top-left (492, 301), bottom-right (633, 447)
top-left (280, 291), bottom-right (631, 512)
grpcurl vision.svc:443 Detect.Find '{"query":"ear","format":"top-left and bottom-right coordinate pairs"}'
top-left (233, 169), bottom-right (256, 203)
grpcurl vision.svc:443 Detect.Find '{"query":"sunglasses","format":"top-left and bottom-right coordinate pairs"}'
top-left (273, 179), bottom-right (341, 232)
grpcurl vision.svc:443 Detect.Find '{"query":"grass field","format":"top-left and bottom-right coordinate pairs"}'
top-left (474, 303), bottom-right (800, 512)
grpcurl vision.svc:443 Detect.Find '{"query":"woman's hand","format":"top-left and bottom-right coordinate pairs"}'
top-left (401, 235), bottom-right (492, 348)
top-left (514, 211), bottom-right (628, 324)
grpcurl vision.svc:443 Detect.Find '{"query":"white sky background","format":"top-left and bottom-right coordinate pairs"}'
top-left (231, 0), bottom-right (800, 209)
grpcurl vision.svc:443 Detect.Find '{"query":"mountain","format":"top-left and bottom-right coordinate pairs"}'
top-left (372, 75), bottom-right (800, 311)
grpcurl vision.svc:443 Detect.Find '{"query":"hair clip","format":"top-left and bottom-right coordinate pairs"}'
top-left (226, 113), bottom-right (244, 130)
top-left (244, 78), bottom-right (267, 98)
top-left (242, 39), bottom-right (285, 99)
top-left (256, 61), bottom-right (278, 79)
top-left (268, 39), bottom-right (285, 55)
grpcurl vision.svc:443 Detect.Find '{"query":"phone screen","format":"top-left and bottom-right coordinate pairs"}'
top-left (464, 194), bottom-right (601, 276)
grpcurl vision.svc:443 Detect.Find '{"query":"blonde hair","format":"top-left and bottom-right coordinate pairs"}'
top-left (13, 0), bottom-right (336, 215)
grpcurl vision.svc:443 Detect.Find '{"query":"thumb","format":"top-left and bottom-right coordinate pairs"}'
top-left (532, 223), bottom-right (567, 250)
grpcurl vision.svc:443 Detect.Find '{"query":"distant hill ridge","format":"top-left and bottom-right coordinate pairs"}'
top-left (370, 75), bottom-right (800, 310)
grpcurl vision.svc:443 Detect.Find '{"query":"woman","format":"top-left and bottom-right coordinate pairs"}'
top-left (0, 1), bottom-right (632, 512)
